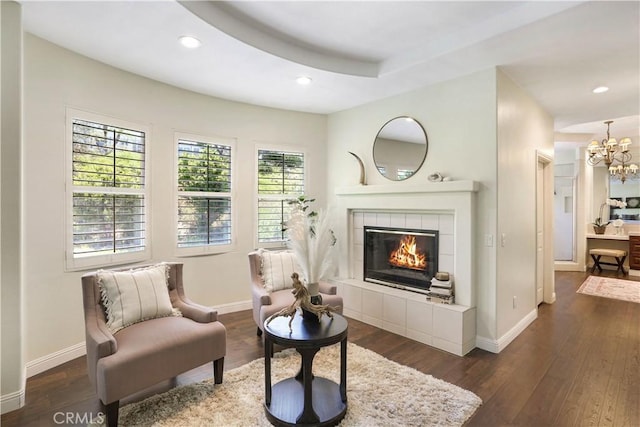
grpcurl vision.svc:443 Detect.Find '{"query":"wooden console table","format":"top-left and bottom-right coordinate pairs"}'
top-left (264, 314), bottom-right (348, 426)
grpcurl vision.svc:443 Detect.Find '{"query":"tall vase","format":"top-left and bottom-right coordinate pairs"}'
top-left (302, 282), bottom-right (322, 323)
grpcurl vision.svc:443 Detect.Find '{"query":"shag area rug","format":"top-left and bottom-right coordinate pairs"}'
top-left (109, 343), bottom-right (481, 426)
top-left (577, 276), bottom-right (640, 304)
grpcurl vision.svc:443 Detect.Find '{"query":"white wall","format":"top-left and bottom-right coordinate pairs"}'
top-left (327, 69), bottom-right (499, 340)
top-left (21, 34), bottom-right (327, 365)
top-left (496, 69), bottom-right (554, 338)
top-left (592, 166), bottom-right (610, 221)
top-left (1, 1), bottom-right (26, 413)
top-left (326, 68), bottom-right (554, 348)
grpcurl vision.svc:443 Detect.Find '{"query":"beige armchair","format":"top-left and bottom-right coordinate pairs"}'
top-left (81, 263), bottom-right (226, 427)
top-left (248, 250), bottom-right (343, 336)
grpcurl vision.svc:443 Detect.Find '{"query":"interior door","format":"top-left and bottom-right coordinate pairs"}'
top-left (536, 161), bottom-right (545, 305)
top-left (553, 174), bottom-right (575, 261)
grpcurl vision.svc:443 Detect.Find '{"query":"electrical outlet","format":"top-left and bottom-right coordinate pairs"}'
top-left (486, 234), bottom-right (494, 247)
top-left (513, 296), bottom-right (517, 308)
top-left (501, 233), bottom-right (507, 247)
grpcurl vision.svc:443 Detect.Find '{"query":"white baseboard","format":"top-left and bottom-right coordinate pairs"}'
top-left (1, 389), bottom-right (25, 414)
top-left (0, 369), bottom-right (26, 414)
top-left (475, 334), bottom-right (499, 353)
top-left (19, 300), bottom-right (252, 384)
top-left (26, 342), bottom-right (86, 378)
top-left (22, 301), bottom-right (251, 380)
top-left (475, 308), bottom-right (538, 354)
top-left (545, 292), bottom-right (557, 304)
top-left (213, 299), bottom-right (251, 314)
top-left (554, 261), bottom-right (583, 272)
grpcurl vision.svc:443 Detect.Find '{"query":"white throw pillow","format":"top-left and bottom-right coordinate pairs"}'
top-left (260, 250), bottom-right (301, 292)
top-left (97, 263), bottom-right (178, 333)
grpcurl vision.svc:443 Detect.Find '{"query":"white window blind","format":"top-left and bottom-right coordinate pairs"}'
top-left (69, 115), bottom-right (148, 268)
top-left (257, 149), bottom-right (305, 243)
top-left (177, 137), bottom-right (233, 252)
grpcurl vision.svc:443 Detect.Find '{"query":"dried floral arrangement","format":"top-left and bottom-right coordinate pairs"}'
top-left (267, 196), bottom-right (339, 328)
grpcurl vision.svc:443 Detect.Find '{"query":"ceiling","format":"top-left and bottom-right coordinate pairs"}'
top-left (20, 0), bottom-right (640, 142)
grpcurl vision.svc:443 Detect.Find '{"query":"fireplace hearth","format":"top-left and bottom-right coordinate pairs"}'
top-left (364, 226), bottom-right (438, 293)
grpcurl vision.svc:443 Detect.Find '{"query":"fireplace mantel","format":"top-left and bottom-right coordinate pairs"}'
top-left (335, 180), bottom-right (479, 307)
top-left (335, 180), bottom-right (479, 196)
top-left (333, 181), bottom-right (479, 355)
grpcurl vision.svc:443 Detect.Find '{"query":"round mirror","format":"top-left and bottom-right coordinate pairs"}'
top-left (373, 116), bottom-right (428, 181)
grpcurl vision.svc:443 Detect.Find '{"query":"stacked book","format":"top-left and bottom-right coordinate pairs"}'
top-left (426, 274), bottom-right (454, 304)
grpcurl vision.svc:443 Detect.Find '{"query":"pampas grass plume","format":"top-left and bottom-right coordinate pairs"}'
top-left (286, 208), bottom-right (335, 285)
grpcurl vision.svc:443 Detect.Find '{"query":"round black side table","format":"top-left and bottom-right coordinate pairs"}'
top-left (264, 313), bottom-right (348, 427)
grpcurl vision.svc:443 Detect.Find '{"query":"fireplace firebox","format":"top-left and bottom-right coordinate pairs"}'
top-left (363, 226), bottom-right (438, 293)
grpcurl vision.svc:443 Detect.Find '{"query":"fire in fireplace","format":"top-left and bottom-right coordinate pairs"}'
top-left (364, 226), bottom-right (438, 293)
top-left (389, 234), bottom-right (427, 270)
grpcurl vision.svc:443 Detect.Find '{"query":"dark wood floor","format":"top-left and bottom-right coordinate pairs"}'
top-left (3, 271), bottom-right (639, 426)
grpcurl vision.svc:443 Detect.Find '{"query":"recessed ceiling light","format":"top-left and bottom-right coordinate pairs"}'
top-left (179, 35), bottom-right (201, 49)
top-left (296, 76), bottom-right (312, 85)
top-left (592, 86), bottom-right (609, 94)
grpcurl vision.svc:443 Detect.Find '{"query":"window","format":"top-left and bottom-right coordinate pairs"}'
top-left (66, 109), bottom-right (149, 270)
top-left (176, 134), bottom-right (235, 255)
top-left (257, 148), bottom-right (305, 243)
top-left (397, 169), bottom-right (415, 180)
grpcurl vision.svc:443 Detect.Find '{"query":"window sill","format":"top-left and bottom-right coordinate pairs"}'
top-left (175, 243), bottom-right (237, 257)
top-left (65, 250), bottom-right (151, 272)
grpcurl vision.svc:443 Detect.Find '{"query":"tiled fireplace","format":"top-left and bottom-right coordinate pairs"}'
top-left (363, 225), bottom-right (439, 293)
top-left (332, 182), bottom-right (478, 355)
top-left (355, 215), bottom-right (451, 292)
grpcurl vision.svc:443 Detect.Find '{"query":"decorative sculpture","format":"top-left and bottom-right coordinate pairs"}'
top-left (266, 273), bottom-right (338, 331)
top-left (348, 151), bottom-right (366, 185)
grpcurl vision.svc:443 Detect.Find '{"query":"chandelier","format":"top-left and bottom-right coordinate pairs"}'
top-left (587, 120), bottom-right (638, 183)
